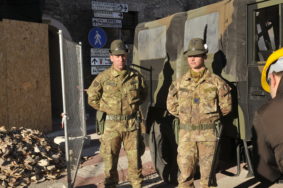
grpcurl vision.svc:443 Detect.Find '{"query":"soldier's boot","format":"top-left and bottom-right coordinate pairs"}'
top-left (104, 177), bottom-right (118, 188)
top-left (104, 185), bottom-right (116, 188)
top-left (200, 177), bottom-right (217, 188)
top-left (177, 182), bottom-right (195, 188)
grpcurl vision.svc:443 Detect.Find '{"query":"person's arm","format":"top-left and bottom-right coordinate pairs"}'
top-left (87, 76), bottom-right (103, 111)
top-left (218, 80), bottom-right (232, 116)
top-left (167, 81), bottom-right (179, 117)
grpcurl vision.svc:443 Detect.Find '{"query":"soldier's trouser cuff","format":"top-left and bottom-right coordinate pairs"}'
top-left (131, 182), bottom-right (142, 188)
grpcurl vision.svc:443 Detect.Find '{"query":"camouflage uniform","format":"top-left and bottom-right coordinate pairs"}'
top-left (167, 68), bottom-right (232, 188)
top-left (87, 40), bottom-right (147, 188)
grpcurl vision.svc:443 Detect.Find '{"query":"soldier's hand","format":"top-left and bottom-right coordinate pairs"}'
top-left (60, 113), bottom-right (68, 129)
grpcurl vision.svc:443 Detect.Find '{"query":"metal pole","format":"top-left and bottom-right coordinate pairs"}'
top-left (150, 66), bottom-right (153, 105)
top-left (243, 140), bottom-right (254, 177)
top-left (58, 30), bottom-right (71, 188)
top-left (78, 42), bottom-right (87, 137)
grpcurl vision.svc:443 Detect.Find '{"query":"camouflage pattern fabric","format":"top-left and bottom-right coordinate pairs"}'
top-left (87, 66), bottom-right (147, 188)
top-left (167, 68), bottom-right (231, 141)
top-left (87, 66), bottom-right (147, 115)
top-left (167, 68), bottom-right (232, 187)
top-left (177, 130), bottom-right (217, 188)
top-left (100, 120), bottom-right (143, 188)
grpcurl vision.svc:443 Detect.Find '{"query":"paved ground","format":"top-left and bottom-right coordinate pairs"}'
top-left (28, 130), bottom-right (283, 188)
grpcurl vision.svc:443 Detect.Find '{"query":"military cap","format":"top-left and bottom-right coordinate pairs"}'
top-left (109, 39), bottom-right (128, 55)
top-left (184, 38), bottom-right (208, 57)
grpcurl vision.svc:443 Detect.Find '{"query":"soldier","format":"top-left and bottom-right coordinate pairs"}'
top-left (252, 48), bottom-right (283, 184)
top-left (167, 38), bottom-right (232, 188)
top-left (87, 39), bottom-right (147, 188)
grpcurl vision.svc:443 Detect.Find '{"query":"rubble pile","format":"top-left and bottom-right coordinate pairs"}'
top-left (0, 126), bottom-right (66, 187)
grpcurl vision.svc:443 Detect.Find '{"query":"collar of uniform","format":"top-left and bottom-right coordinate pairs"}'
top-left (184, 67), bottom-right (208, 81)
top-left (198, 68), bottom-right (210, 84)
top-left (110, 66), bottom-right (129, 77)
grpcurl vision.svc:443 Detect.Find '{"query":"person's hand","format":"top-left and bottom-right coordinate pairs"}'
top-left (60, 113), bottom-right (68, 128)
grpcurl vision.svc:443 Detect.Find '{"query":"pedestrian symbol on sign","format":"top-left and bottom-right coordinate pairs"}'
top-left (95, 31), bottom-right (102, 46)
top-left (91, 58), bottom-right (97, 66)
top-left (88, 27), bottom-right (107, 48)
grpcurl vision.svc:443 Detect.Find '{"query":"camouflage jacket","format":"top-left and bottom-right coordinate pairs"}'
top-left (167, 68), bottom-right (232, 140)
top-left (87, 66), bottom-right (147, 115)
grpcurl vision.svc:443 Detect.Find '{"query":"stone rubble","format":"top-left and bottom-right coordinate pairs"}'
top-left (0, 126), bottom-right (66, 188)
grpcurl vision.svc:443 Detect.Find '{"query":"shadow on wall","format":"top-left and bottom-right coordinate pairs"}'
top-left (212, 50), bottom-right (240, 171)
top-left (156, 54), bottom-right (174, 109)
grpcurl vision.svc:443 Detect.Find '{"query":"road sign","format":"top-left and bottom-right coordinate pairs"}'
top-left (91, 48), bottom-right (109, 57)
top-left (91, 65), bottom-right (110, 75)
top-left (88, 27), bottom-right (107, 48)
top-left (92, 18), bottom-right (122, 28)
top-left (92, 1), bottom-right (128, 12)
top-left (93, 10), bottom-right (123, 19)
top-left (91, 57), bottom-right (111, 66)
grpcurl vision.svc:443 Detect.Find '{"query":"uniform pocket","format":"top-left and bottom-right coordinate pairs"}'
top-left (199, 88), bottom-right (217, 114)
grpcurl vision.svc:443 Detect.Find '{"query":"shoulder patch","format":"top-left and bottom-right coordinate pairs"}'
top-left (92, 81), bottom-right (100, 87)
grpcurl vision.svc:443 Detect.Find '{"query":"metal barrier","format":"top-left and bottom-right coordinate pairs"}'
top-left (58, 30), bottom-right (87, 188)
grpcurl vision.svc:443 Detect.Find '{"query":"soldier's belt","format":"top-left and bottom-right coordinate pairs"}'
top-left (106, 113), bottom-right (136, 121)
top-left (179, 123), bottom-right (215, 131)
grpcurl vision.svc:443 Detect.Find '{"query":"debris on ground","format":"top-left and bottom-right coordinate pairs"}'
top-left (0, 126), bottom-right (66, 187)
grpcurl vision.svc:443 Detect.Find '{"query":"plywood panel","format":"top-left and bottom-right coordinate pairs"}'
top-left (2, 19), bottom-right (52, 132)
top-left (0, 22), bottom-right (8, 126)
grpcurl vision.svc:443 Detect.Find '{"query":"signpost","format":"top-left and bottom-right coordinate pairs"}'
top-left (92, 1), bottom-right (128, 12)
top-left (92, 18), bottom-right (122, 28)
top-left (93, 10), bottom-right (123, 19)
top-left (91, 48), bottom-right (109, 57)
top-left (90, 1), bottom-right (128, 75)
top-left (91, 57), bottom-right (111, 66)
top-left (91, 66), bottom-right (110, 75)
top-left (88, 27), bottom-right (107, 48)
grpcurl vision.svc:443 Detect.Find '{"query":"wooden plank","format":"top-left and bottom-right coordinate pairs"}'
top-left (0, 22), bottom-right (8, 126)
top-left (2, 19), bottom-right (52, 132)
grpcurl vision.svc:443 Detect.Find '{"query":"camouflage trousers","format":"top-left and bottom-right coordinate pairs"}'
top-left (177, 134), bottom-right (216, 188)
top-left (100, 121), bottom-right (143, 188)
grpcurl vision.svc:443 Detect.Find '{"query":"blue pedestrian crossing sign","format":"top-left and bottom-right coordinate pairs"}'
top-left (88, 27), bottom-right (107, 48)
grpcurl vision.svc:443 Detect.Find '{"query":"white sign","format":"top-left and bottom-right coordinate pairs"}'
top-left (91, 65), bottom-right (110, 75)
top-left (92, 18), bottom-right (122, 28)
top-left (91, 57), bottom-right (111, 66)
top-left (94, 10), bottom-right (123, 19)
top-left (92, 1), bottom-right (128, 12)
top-left (91, 66), bottom-right (99, 75)
top-left (91, 48), bottom-right (109, 57)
